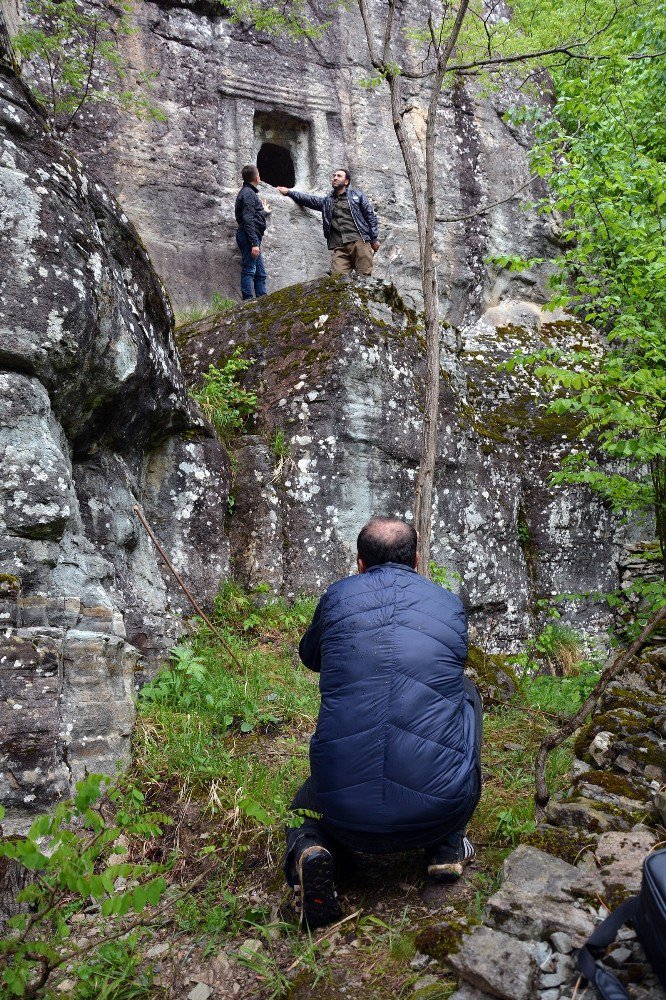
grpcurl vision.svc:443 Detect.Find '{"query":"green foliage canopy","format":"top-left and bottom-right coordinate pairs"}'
top-left (503, 8), bottom-right (666, 569)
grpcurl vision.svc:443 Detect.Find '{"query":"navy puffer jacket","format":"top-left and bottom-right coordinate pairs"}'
top-left (299, 563), bottom-right (477, 834)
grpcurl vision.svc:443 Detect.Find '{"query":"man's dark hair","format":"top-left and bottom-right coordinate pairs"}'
top-left (337, 168), bottom-right (351, 185)
top-left (242, 164), bottom-right (259, 183)
top-left (357, 517), bottom-right (417, 568)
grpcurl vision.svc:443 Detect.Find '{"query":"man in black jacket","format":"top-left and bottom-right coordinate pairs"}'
top-left (277, 169), bottom-right (380, 275)
top-left (235, 164), bottom-right (269, 300)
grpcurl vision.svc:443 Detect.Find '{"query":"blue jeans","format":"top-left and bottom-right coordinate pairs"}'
top-left (236, 230), bottom-right (267, 300)
top-left (284, 678), bottom-right (483, 885)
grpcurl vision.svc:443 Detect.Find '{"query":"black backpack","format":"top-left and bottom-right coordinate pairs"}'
top-left (578, 848), bottom-right (666, 999)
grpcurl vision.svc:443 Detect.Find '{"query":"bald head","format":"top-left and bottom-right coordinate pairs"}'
top-left (356, 517), bottom-right (418, 570)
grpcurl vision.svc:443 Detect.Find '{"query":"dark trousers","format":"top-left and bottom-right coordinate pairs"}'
top-left (284, 678), bottom-right (483, 885)
top-left (236, 229), bottom-right (267, 300)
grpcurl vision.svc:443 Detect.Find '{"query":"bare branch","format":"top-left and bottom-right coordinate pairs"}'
top-left (62, 17), bottom-right (98, 134)
top-left (436, 173), bottom-right (539, 222)
top-left (448, 43), bottom-right (666, 74)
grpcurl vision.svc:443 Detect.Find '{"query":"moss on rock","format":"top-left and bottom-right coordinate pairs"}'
top-left (415, 916), bottom-right (479, 963)
top-left (465, 645), bottom-right (518, 702)
top-left (571, 770), bottom-right (643, 800)
top-left (522, 826), bottom-right (596, 865)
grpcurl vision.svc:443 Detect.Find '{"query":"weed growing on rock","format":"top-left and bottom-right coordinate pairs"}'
top-left (1, 585), bottom-right (599, 996)
top-left (429, 562), bottom-right (462, 592)
top-left (190, 348), bottom-right (258, 439)
top-left (175, 292), bottom-right (236, 327)
top-left (73, 933), bottom-right (154, 999)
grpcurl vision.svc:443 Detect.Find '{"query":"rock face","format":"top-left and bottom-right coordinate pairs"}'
top-left (180, 276), bottom-right (641, 645)
top-left (21, 0), bottom-right (559, 321)
top-left (543, 645), bottom-right (666, 833)
top-left (0, 52), bottom-right (230, 826)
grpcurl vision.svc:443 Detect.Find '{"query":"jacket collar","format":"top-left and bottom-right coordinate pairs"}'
top-left (366, 562), bottom-right (417, 574)
top-left (244, 182), bottom-right (259, 192)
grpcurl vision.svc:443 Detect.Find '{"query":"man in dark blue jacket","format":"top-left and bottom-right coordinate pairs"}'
top-left (276, 169), bottom-right (380, 276)
top-left (235, 164), bottom-right (269, 300)
top-left (285, 516), bottom-right (482, 929)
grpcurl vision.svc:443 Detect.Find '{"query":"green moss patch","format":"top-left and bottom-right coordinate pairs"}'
top-left (522, 826), bottom-right (596, 864)
top-left (415, 917), bottom-right (479, 963)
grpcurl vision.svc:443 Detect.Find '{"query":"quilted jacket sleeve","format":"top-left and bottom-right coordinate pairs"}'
top-left (298, 594), bottom-right (326, 672)
top-left (358, 191), bottom-right (378, 242)
top-left (287, 189), bottom-right (326, 213)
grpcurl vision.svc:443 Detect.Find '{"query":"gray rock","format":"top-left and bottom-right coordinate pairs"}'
top-left (605, 946), bottom-right (632, 967)
top-left (485, 846), bottom-right (601, 948)
top-left (545, 797), bottom-right (623, 833)
top-left (655, 789), bottom-right (666, 826)
top-left (539, 953), bottom-right (574, 988)
top-left (35, 0), bottom-right (561, 326)
top-left (549, 932), bottom-right (573, 955)
top-left (595, 829), bottom-right (658, 896)
top-left (446, 925), bottom-right (538, 1000)
top-left (181, 278), bottom-right (637, 647)
top-left (187, 986), bottom-right (212, 1000)
top-left (0, 52), bottom-right (230, 823)
top-left (446, 987), bottom-right (495, 1000)
top-left (589, 731), bottom-right (613, 767)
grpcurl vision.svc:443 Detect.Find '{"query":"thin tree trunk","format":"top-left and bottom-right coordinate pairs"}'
top-left (356, 0), bottom-right (469, 574)
top-left (413, 2), bottom-right (470, 573)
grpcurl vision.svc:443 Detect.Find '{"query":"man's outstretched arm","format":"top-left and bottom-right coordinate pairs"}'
top-left (276, 187), bottom-right (325, 213)
top-left (298, 595), bottom-right (326, 672)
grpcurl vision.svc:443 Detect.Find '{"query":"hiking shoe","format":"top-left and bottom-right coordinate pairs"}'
top-left (294, 845), bottom-right (342, 930)
top-left (427, 835), bottom-right (476, 882)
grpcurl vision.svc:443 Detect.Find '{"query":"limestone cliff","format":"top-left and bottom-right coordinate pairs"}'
top-left (26, 0), bottom-right (560, 322)
top-left (179, 276), bottom-right (641, 646)
top-left (0, 45), bottom-right (230, 827)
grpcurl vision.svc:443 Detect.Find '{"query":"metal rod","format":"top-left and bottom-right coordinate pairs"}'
top-left (133, 504), bottom-right (243, 670)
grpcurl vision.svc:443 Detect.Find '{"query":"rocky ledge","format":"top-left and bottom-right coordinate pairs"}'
top-left (179, 275), bottom-right (643, 647)
top-left (418, 644), bottom-right (666, 1000)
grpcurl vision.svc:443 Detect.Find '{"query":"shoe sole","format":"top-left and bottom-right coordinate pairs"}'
top-left (298, 848), bottom-right (342, 930)
top-left (427, 861), bottom-right (465, 882)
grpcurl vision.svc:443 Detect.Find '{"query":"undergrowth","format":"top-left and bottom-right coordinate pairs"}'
top-left (1, 582), bottom-right (598, 998)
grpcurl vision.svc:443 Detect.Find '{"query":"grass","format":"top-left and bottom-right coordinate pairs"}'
top-left (108, 583), bottom-right (588, 997)
top-left (174, 291), bottom-right (236, 326)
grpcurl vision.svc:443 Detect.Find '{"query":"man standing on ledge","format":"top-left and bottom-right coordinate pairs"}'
top-left (277, 169), bottom-right (380, 275)
top-left (285, 516), bottom-right (482, 929)
top-left (235, 164), bottom-right (269, 300)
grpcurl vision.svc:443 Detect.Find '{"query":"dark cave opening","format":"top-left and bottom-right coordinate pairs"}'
top-left (257, 141), bottom-right (296, 188)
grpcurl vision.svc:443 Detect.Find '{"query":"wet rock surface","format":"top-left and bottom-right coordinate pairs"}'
top-left (0, 54), bottom-right (230, 822)
top-left (180, 276), bottom-right (641, 645)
